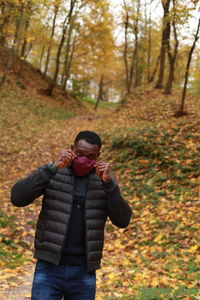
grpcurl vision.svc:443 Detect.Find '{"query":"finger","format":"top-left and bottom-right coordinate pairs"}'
top-left (96, 165), bottom-right (110, 171)
top-left (61, 150), bottom-right (74, 156)
top-left (96, 161), bottom-right (110, 168)
top-left (62, 151), bottom-right (74, 159)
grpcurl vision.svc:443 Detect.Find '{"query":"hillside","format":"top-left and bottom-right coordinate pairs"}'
top-left (0, 47), bottom-right (92, 114)
top-left (0, 54), bottom-right (200, 300)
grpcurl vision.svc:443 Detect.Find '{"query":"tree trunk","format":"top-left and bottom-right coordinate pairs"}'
top-left (20, 18), bottom-right (30, 58)
top-left (39, 44), bottom-right (46, 70)
top-left (155, 0), bottom-right (171, 89)
top-left (62, 18), bottom-right (75, 91)
top-left (0, 3), bottom-right (10, 46)
top-left (63, 35), bottom-right (76, 91)
top-left (20, 1), bottom-right (32, 58)
top-left (123, 0), bottom-right (130, 94)
top-left (178, 17), bottom-right (200, 115)
top-left (149, 55), bottom-right (160, 83)
top-left (44, 4), bottom-right (59, 76)
top-left (13, 2), bottom-right (24, 54)
top-left (46, 0), bottom-right (76, 96)
top-left (147, 9), bottom-right (152, 82)
top-left (134, 0), bottom-right (141, 87)
top-left (164, 0), bottom-right (179, 94)
top-left (0, 45), bottom-right (15, 88)
top-left (129, 0), bottom-right (140, 89)
top-left (94, 76), bottom-right (104, 110)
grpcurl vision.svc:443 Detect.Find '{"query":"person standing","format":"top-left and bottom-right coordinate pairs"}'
top-left (11, 130), bottom-right (132, 300)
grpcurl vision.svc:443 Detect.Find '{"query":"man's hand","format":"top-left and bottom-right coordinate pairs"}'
top-left (54, 150), bottom-right (76, 169)
top-left (95, 161), bottom-right (111, 182)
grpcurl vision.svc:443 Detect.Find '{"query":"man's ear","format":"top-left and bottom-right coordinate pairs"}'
top-left (97, 151), bottom-right (101, 158)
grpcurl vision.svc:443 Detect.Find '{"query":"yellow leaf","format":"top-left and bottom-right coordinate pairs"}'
top-left (154, 234), bottom-right (163, 243)
top-left (151, 277), bottom-right (159, 287)
top-left (187, 245), bottom-right (199, 253)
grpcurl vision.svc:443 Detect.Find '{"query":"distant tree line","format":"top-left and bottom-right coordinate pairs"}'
top-left (0, 0), bottom-right (200, 113)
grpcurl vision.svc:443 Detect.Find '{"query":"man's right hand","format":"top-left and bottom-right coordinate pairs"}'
top-left (54, 150), bottom-right (76, 169)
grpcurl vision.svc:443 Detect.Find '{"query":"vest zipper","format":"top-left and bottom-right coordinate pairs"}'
top-left (56, 175), bottom-right (75, 265)
top-left (84, 174), bottom-right (91, 271)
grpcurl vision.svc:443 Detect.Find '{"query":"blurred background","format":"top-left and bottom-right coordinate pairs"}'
top-left (0, 1), bottom-right (200, 299)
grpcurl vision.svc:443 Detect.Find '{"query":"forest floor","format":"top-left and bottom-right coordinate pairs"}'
top-left (0, 81), bottom-right (200, 299)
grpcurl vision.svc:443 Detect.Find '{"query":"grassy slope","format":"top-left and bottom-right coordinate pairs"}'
top-left (95, 89), bottom-right (200, 300)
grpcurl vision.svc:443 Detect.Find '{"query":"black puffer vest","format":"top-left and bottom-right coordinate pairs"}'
top-left (34, 167), bottom-right (108, 272)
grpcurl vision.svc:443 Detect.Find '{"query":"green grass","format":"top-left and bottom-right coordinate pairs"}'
top-left (0, 87), bottom-right (74, 124)
top-left (102, 287), bottom-right (200, 299)
top-left (80, 95), bottom-right (120, 109)
top-left (110, 121), bottom-right (200, 203)
top-left (100, 121), bottom-right (200, 298)
top-left (0, 211), bottom-right (26, 268)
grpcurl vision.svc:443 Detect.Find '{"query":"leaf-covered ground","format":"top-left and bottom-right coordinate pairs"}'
top-left (0, 86), bottom-right (200, 299)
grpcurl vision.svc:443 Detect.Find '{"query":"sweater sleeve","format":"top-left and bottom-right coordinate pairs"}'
top-left (11, 165), bottom-right (57, 207)
top-left (102, 174), bottom-right (132, 228)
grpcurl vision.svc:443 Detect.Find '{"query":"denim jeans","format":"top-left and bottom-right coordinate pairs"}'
top-left (31, 260), bottom-right (96, 300)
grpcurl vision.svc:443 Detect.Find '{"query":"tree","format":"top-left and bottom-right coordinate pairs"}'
top-left (164, 0), bottom-right (179, 94)
top-left (123, 0), bottom-right (130, 93)
top-left (0, 0), bottom-right (18, 87)
top-left (0, 1), bottom-right (12, 46)
top-left (46, 0), bottom-right (77, 96)
top-left (44, 1), bottom-right (60, 76)
top-left (94, 75), bottom-right (104, 110)
top-left (177, 17), bottom-right (200, 116)
top-left (68, 0), bottom-right (117, 106)
top-left (155, 0), bottom-right (171, 89)
top-left (61, 12), bottom-right (78, 90)
top-left (123, 0), bottom-right (142, 93)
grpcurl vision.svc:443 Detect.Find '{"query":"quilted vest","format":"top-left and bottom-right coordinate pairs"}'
top-left (34, 167), bottom-right (108, 272)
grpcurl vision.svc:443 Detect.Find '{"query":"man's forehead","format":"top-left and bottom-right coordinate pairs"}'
top-left (74, 139), bottom-right (100, 152)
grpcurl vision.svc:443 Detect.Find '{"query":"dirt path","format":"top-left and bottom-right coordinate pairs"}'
top-left (0, 263), bottom-right (34, 300)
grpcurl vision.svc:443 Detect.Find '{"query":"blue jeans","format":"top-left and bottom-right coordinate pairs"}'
top-left (31, 260), bottom-right (96, 300)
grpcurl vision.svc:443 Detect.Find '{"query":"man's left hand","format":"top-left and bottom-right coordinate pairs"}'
top-left (95, 161), bottom-right (111, 182)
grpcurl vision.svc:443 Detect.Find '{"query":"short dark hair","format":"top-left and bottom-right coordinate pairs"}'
top-left (74, 131), bottom-right (102, 148)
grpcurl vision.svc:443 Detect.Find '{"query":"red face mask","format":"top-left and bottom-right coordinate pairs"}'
top-left (72, 156), bottom-right (96, 177)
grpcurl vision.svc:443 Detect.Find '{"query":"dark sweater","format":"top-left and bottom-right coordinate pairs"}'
top-left (60, 175), bottom-right (89, 266)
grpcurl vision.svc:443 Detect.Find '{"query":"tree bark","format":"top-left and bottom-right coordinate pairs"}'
top-left (0, 44), bottom-right (15, 88)
top-left (13, 1), bottom-right (24, 54)
top-left (123, 0), bottom-right (130, 94)
top-left (145, 0), bottom-right (153, 83)
top-left (149, 55), bottom-right (160, 83)
top-left (94, 76), bottom-right (104, 110)
top-left (20, 18), bottom-right (30, 58)
top-left (164, 0), bottom-right (179, 94)
top-left (20, 1), bottom-right (32, 58)
top-left (39, 44), bottom-right (46, 70)
top-left (62, 17), bottom-right (76, 91)
top-left (46, 0), bottom-right (77, 96)
top-left (44, 3), bottom-right (59, 76)
top-left (0, 3), bottom-right (10, 46)
top-left (178, 17), bottom-right (200, 115)
top-left (134, 0), bottom-right (141, 87)
top-left (62, 34), bottom-right (76, 91)
top-left (155, 0), bottom-right (171, 89)
top-left (129, 0), bottom-right (140, 89)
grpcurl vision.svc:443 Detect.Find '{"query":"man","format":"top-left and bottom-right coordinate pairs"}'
top-left (11, 130), bottom-right (132, 300)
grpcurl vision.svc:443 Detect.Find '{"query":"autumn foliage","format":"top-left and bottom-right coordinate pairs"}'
top-left (0, 0), bottom-right (200, 298)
